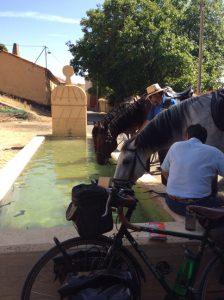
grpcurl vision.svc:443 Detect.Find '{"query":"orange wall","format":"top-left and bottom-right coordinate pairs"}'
top-left (0, 52), bottom-right (55, 105)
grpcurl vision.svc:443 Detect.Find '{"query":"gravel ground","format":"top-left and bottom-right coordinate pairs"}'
top-left (0, 114), bottom-right (52, 169)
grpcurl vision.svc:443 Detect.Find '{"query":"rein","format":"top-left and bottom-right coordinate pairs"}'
top-left (124, 146), bottom-right (167, 198)
top-left (135, 151), bottom-right (149, 173)
top-left (126, 146), bottom-right (149, 182)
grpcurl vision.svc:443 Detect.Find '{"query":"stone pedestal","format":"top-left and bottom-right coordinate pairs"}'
top-left (51, 65), bottom-right (87, 137)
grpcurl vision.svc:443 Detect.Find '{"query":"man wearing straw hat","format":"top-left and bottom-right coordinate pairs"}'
top-left (144, 83), bottom-right (178, 184)
top-left (146, 83), bottom-right (177, 120)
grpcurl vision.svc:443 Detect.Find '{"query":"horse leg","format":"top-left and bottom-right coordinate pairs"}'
top-left (146, 156), bottom-right (151, 172)
top-left (147, 153), bottom-right (158, 172)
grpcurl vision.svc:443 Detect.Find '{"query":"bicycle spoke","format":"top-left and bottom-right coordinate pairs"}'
top-left (21, 237), bottom-right (141, 300)
top-left (30, 262), bottom-right (60, 299)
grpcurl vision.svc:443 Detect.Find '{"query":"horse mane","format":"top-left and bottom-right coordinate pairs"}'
top-left (108, 94), bottom-right (151, 135)
top-left (135, 94), bottom-right (206, 151)
top-left (100, 105), bottom-right (123, 125)
top-left (122, 136), bottom-right (136, 151)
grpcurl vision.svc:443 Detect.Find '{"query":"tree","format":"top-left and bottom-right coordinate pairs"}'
top-left (0, 43), bottom-right (8, 52)
top-left (67, 0), bottom-right (224, 103)
top-left (175, 0), bottom-right (224, 91)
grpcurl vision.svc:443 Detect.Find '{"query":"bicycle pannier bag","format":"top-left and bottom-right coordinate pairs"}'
top-left (58, 269), bottom-right (136, 300)
top-left (54, 247), bottom-right (108, 283)
top-left (66, 183), bottom-right (113, 238)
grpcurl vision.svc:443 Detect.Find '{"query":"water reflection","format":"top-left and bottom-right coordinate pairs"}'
top-left (0, 138), bottom-right (115, 229)
top-left (0, 138), bottom-right (172, 229)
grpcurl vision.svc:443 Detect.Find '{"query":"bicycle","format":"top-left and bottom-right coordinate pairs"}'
top-left (21, 181), bottom-right (224, 300)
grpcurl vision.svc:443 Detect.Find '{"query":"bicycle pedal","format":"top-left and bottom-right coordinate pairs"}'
top-left (155, 261), bottom-right (172, 275)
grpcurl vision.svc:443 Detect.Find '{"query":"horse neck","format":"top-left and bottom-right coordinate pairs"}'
top-left (136, 106), bottom-right (184, 153)
top-left (101, 113), bottom-right (115, 126)
top-left (137, 94), bottom-right (214, 155)
top-left (109, 97), bottom-right (150, 137)
top-left (142, 94), bottom-right (212, 152)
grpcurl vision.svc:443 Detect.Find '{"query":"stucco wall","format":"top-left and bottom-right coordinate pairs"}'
top-left (0, 233), bottom-right (203, 300)
top-left (0, 51), bottom-right (57, 106)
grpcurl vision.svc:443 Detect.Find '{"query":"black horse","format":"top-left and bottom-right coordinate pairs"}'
top-left (93, 94), bottom-right (151, 165)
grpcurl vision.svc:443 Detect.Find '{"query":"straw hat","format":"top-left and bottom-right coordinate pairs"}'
top-left (146, 83), bottom-right (164, 96)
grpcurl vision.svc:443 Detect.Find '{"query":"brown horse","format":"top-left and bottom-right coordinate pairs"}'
top-left (92, 101), bottom-right (129, 151)
top-left (92, 96), bottom-right (141, 152)
top-left (93, 94), bottom-right (151, 164)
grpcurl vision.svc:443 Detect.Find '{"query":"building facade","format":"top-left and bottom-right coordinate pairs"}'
top-left (0, 50), bottom-right (60, 106)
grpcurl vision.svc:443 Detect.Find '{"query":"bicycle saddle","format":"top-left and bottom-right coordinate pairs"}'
top-left (188, 205), bottom-right (224, 230)
top-left (188, 205), bottom-right (224, 220)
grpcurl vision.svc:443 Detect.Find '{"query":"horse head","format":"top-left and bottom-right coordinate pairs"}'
top-left (95, 123), bottom-right (118, 165)
top-left (113, 137), bottom-right (150, 185)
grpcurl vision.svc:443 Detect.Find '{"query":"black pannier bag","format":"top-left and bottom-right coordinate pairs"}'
top-left (53, 247), bottom-right (109, 283)
top-left (66, 182), bottom-right (113, 238)
top-left (58, 269), bottom-right (136, 300)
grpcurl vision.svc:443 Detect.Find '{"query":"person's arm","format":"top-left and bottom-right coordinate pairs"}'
top-left (171, 98), bottom-right (178, 105)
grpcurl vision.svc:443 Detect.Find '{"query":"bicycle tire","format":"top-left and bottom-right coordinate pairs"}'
top-left (199, 253), bottom-right (224, 300)
top-left (21, 235), bottom-right (141, 300)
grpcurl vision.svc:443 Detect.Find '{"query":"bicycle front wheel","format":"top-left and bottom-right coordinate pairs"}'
top-left (199, 253), bottom-right (224, 300)
top-left (21, 235), bottom-right (141, 300)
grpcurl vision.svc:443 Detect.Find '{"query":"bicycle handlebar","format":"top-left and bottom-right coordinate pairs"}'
top-left (117, 205), bottom-right (141, 232)
top-left (104, 186), bottom-right (141, 232)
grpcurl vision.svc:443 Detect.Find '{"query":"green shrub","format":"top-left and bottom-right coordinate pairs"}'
top-left (0, 108), bottom-right (29, 119)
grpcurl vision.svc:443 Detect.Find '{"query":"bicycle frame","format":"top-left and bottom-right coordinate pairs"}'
top-left (109, 205), bottom-right (216, 298)
top-left (20, 182), bottom-right (224, 300)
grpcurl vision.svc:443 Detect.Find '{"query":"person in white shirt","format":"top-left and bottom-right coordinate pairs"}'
top-left (161, 124), bottom-right (224, 216)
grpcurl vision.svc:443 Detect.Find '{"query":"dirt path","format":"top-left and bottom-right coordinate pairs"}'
top-left (0, 105), bottom-right (102, 169)
top-left (0, 115), bottom-right (52, 168)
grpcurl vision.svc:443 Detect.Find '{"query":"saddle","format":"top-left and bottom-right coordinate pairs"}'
top-left (211, 89), bottom-right (224, 131)
top-left (164, 86), bottom-right (194, 101)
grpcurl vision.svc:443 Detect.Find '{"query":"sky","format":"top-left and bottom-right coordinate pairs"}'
top-left (0, 0), bottom-right (104, 83)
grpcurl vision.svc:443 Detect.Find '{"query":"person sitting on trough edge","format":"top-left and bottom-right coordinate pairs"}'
top-left (161, 124), bottom-right (224, 216)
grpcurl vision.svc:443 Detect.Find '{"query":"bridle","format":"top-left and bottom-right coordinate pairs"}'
top-left (95, 125), bottom-right (116, 164)
top-left (96, 127), bottom-right (127, 164)
top-left (124, 145), bottom-right (149, 183)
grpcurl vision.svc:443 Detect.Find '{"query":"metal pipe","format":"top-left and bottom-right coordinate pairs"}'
top-left (197, 0), bottom-right (205, 95)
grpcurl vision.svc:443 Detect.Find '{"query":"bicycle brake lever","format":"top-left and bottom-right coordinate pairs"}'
top-left (101, 192), bottom-right (113, 217)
